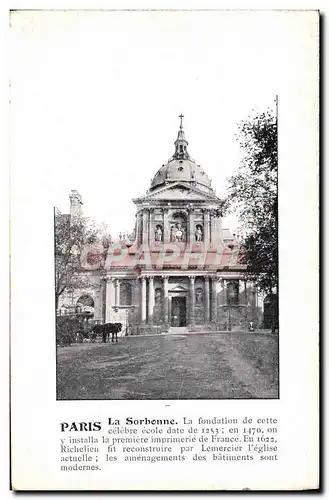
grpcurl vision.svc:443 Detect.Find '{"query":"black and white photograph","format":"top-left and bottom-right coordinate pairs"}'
top-left (51, 10), bottom-right (279, 400)
top-left (9, 8), bottom-right (319, 491)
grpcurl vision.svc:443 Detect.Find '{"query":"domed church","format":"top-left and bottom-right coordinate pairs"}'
top-left (59, 116), bottom-right (265, 333)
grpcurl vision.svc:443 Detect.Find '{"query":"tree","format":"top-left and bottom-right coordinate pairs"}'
top-left (54, 210), bottom-right (106, 311)
top-left (226, 106), bottom-right (278, 296)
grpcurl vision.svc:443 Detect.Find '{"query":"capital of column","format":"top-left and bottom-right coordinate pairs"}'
top-left (188, 275), bottom-right (196, 282)
top-left (161, 275), bottom-right (169, 281)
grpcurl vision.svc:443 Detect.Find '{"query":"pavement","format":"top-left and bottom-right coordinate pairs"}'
top-left (56, 332), bottom-right (279, 400)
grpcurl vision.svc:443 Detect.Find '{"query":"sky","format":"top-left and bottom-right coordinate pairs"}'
top-left (11, 10), bottom-right (278, 238)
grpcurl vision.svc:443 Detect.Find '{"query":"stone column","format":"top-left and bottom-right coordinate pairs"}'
top-left (163, 276), bottom-right (169, 324)
top-left (114, 278), bottom-right (120, 307)
top-left (188, 208), bottom-right (194, 245)
top-left (216, 278), bottom-right (225, 327)
top-left (131, 278), bottom-right (140, 326)
top-left (142, 209), bottom-right (148, 245)
top-left (189, 275), bottom-right (196, 326)
top-left (239, 280), bottom-right (245, 304)
top-left (148, 276), bottom-right (155, 324)
top-left (219, 279), bottom-right (227, 306)
top-left (100, 276), bottom-right (108, 323)
top-left (136, 211), bottom-right (142, 246)
top-left (93, 283), bottom-right (102, 321)
top-left (204, 277), bottom-right (210, 323)
top-left (105, 277), bottom-right (116, 323)
top-left (141, 277), bottom-right (147, 323)
top-left (163, 209), bottom-right (169, 243)
top-left (148, 209), bottom-right (154, 245)
top-left (203, 209), bottom-right (210, 247)
top-left (211, 277), bottom-right (217, 323)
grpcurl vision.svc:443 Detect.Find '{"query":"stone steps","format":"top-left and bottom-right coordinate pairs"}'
top-left (167, 327), bottom-right (189, 334)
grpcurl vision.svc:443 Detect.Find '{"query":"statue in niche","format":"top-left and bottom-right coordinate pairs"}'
top-left (196, 288), bottom-right (203, 305)
top-left (155, 225), bottom-right (163, 242)
top-left (155, 288), bottom-right (162, 305)
top-left (175, 223), bottom-right (185, 242)
top-left (195, 225), bottom-right (203, 243)
top-left (170, 225), bottom-right (177, 242)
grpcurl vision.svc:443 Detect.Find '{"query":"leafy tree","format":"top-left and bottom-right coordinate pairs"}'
top-left (54, 210), bottom-right (107, 310)
top-left (226, 107), bottom-right (278, 296)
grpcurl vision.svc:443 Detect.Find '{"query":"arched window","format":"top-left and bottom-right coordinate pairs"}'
top-left (227, 281), bottom-right (239, 305)
top-left (77, 295), bottom-right (94, 308)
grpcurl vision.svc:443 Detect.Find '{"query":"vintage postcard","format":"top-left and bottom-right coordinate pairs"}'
top-left (10, 9), bottom-right (319, 490)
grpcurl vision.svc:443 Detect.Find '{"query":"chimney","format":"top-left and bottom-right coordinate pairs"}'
top-left (69, 190), bottom-right (83, 217)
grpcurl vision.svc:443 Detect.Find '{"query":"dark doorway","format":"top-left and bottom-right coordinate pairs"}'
top-left (171, 296), bottom-right (187, 327)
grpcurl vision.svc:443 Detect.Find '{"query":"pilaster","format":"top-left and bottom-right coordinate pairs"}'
top-left (148, 276), bottom-right (155, 324)
top-left (163, 276), bottom-right (169, 324)
top-left (204, 277), bottom-right (210, 323)
top-left (142, 209), bottom-right (149, 245)
top-left (163, 209), bottom-right (169, 243)
top-left (204, 209), bottom-right (210, 247)
top-left (189, 275), bottom-right (196, 326)
top-left (141, 277), bottom-right (147, 323)
top-left (211, 277), bottom-right (217, 323)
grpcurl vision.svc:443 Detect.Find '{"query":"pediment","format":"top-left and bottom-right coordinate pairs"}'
top-left (170, 285), bottom-right (187, 292)
top-left (134, 182), bottom-right (220, 203)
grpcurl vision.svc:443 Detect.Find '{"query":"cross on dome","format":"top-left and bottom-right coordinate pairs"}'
top-left (173, 114), bottom-right (189, 160)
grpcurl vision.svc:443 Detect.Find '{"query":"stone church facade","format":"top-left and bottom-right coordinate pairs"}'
top-left (58, 118), bottom-right (265, 332)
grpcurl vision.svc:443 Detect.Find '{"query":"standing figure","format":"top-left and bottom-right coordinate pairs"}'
top-left (195, 226), bottom-right (203, 243)
top-left (175, 223), bottom-right (183, 242)
top-left (155, 226), bottom-right (163, 242)
top-left (170, 225), bottom-right (177, 242)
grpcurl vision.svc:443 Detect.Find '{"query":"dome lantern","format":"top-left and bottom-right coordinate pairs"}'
top-left (171, 114), bottom-right (190, 161)
top-left (149, 115), bottom-right (213, 193)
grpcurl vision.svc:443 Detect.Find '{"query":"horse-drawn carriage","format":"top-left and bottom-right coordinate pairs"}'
top-left (75, 318), bottom-right (123, 343)
top-left (56, 311), bottom-right (94, 346)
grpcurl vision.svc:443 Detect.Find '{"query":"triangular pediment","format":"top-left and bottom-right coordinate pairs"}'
top-left (133, 182), bottom-right (220, 203)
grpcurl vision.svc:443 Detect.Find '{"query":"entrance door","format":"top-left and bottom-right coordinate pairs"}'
top-left (171, 296), bottom-right (186, 327)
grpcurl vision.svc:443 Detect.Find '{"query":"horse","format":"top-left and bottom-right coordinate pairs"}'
top-left (92, 323), bottom-right (123, 343)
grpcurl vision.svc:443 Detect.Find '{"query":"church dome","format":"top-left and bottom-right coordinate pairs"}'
top-left (150, 115), bottom-right (213, 194)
